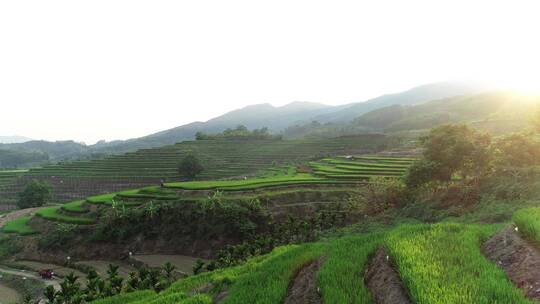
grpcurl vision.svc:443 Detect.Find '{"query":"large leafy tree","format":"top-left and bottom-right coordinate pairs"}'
top-left (17, 179), bottom-right (52, 209)
top-left (492, 133), bottom-right (540, 168)
top-left (406, 124), bottom-right (491, 187)
top-left (178, 154), bottom-right (204, 179)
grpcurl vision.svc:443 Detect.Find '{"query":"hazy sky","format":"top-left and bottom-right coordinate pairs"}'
top-left (1, 0), bottom-right (539, 144)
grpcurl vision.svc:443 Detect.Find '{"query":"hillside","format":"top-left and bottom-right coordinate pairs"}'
top-left (0, 135), bottom-right (392, 206)
top-left (284, 91), bottom-right (540, 138)
top-left (354, 91), bottom-right (539, 133)
top-left (4, 122), bottom-right (540, 303)
top-left (312, 81), bottom-right (489, 123)
top-left (0, 82), bottom-right (486, 161)
top-left (100, 82), bottom-right (487, 152)
top-left (3, 150), bottom-right (540, 303)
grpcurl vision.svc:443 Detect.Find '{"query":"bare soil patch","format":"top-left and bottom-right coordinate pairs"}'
top-left (483, 226), bottom-right (540, 300)
top-left (364, 247), bottom-right (410, 304)
top-left (283, 256), bottom-right (324, 304)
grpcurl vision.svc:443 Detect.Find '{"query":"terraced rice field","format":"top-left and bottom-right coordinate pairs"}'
top-left (165, 156), bottom-right (414, 191)
top-left (1, 155), bottom-right (414, 230)
top-left (0, 170), bottom-right (28, 208)
top-left (35, 206), bottom-right (96, 225)
top-left (310, 156), bottom-right (414, 179)
top-left (91, 222), bottom-right (531, 304)
top-left (0, 282), bottom-right (21, 304)
top-left (2, 215), bottom-right (37, 235)
top-left (1, 135), bottom-right (388, 203)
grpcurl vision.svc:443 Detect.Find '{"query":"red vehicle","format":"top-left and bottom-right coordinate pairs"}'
top-left (38, 269), bottom-right (54, 279)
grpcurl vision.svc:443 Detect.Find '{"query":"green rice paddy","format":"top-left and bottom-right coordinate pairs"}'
top-left (513, 207), bottom-right (540, 244)
top-left (35, 206), bottom-right (96, 225)
top-left (91, 222), bottom-right (529, 304)
top-left (2, 215), bottom-right (37, 235)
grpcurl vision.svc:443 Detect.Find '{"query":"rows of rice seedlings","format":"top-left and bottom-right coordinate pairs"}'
top-left (35, 206), bottom-right (96, 225)
top-left (24, 136), bottom-right (387, 180)
top-left (0, 170), bottom-right (28, 204)
top-left (92, 235), bottom-right (381, 304)
top-left (0, 137), bottom-right (388, 204)
top-left (1, 216), bottom-right (37, 235)
top-left (513, 207), bottom-right (540, 243)
top-left (311, 156), bottom-right (413, 180)
top-left (60, 200), bottom-right (89, 213)
top-left (386, 223), bottom-right (529, 304)
top-left (90, 222), bottom-right (525, 304)
top-left (163, 173), bottom-right (352, 191)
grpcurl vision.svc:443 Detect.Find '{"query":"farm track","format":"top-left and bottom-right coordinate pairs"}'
top-left (364, 247), bottom-right (411, 304)
top-left (483, 226), bottom-right (540, 301)
top-left (0, 266), bottom-right (61, 290)
top-left (284, 257), bottom-right (324, 304)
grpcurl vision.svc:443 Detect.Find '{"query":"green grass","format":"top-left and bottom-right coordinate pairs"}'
top-left (2, 216), bottom-right (37, 235)
top-left (35, 206), bottom-right (96, 225)
top-left (83, 223), bottom-right (527, 304)
top-left (513, 207), bottom-right (540, 244)
top-left (61, 200), bottom-right (88, 213)
top-left (86, 193), bottom-right (117, 204)
top-left (164, 174), bottom-right (328, 190)
top-left (386, 223), bottom-right (529, 304)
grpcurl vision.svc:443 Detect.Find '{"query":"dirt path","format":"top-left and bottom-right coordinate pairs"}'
top-left (283, 257), bottom-right (324, 304)
top-left (11, 260), bottom-right (85, 279)
top-left (0, 207), bottom-right (39, 228)
top-left (483, 226), bottom-right (540, 300)
top-left (0, 266), bottom-right (60, 290)
top-left (364, 247), bottom-right (411, 304)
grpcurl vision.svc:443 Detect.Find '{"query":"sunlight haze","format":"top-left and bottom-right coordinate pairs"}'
top-left (1, 0), bottom-right (539, 143)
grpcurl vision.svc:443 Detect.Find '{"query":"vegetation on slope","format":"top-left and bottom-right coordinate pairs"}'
top-left (87, 223), bottom-right (529, 304)
top-left (513, 207), bottom-right (540, 243)
top-left (2, 215), bottom-right (37, 235)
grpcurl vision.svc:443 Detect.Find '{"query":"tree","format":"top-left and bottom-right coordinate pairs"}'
top-left (406, 124), bottom-right (492, 188)
top-left (404, 160), bottom-right (439, 189)
top-left (178, 154), bottom-right (204, 179)
top-left (195, 132), bottom-right (208, 140)
top-left (492, 133), bottom-right (540, 168)
top-left (17, 179), bottom-right (52, 209)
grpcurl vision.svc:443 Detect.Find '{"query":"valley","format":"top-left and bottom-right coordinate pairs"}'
top-left (1, 89), bottom-right (540, 303)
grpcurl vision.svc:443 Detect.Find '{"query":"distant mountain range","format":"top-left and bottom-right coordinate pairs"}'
top-left (94, 81), bottom-right (488, 152)
top-left (0, 135), bottom-right (32, 144)
top-left (0, 81), bottom-right (497, 166)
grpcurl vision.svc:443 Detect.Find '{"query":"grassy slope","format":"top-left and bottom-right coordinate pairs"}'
top-left (513, 207), bottom-right (540, 243)
top-left (2, 216), bottom-right (36, 235)
top-left (35, 206), bottom-right (96, 225)
top-left (0, 156), bottom-right (411, 230)
top-left (92, 223), bottom-right (529, 304)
